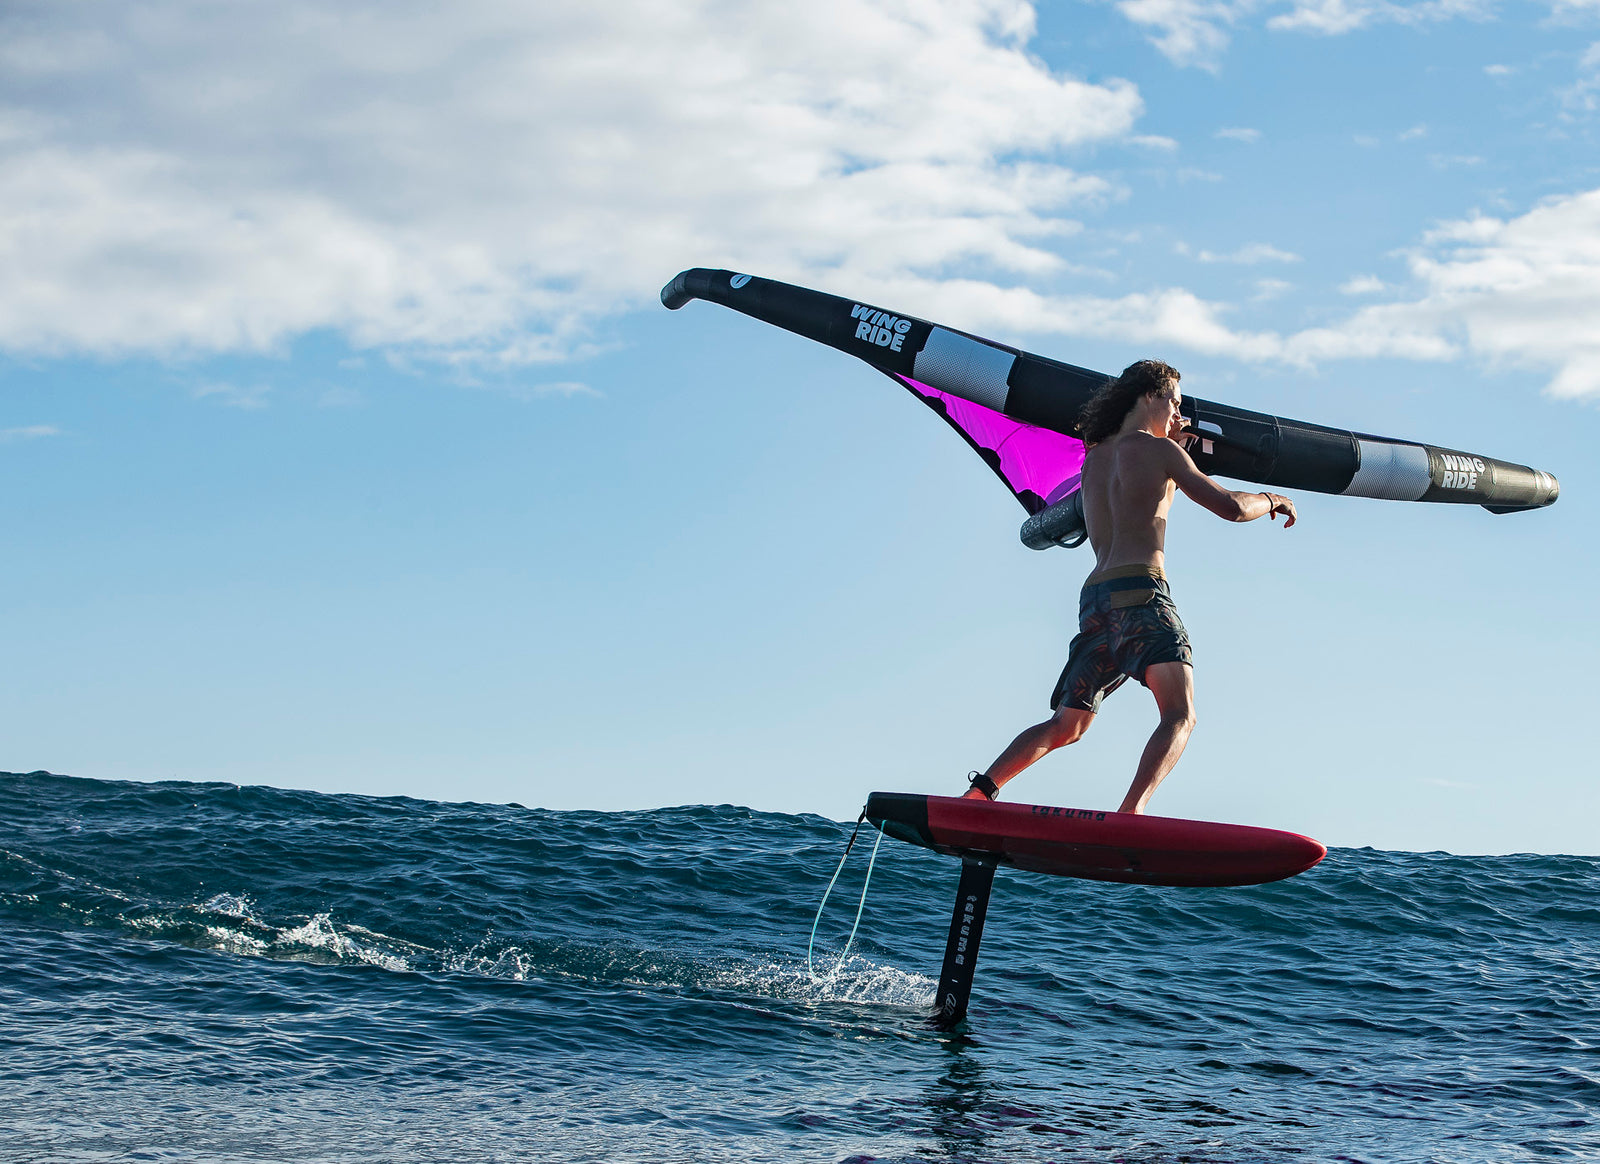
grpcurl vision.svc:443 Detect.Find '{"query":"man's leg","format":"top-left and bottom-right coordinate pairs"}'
top-left (962, 705), bottom-right (1095, 800)
top-left (1117, 661), bottom-right (1196, 814)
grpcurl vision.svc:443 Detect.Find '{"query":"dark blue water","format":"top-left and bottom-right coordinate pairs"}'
top-left (2, 771), bottom-right (1596, 1163)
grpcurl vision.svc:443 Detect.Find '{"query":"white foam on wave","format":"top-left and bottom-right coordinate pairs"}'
top-left (451, 940), bottom-right (702, 990)
top-left (272, 914), bottom-right (415, 972)
top-left (19, 857), bottom-right (936, 1012)
top-left (200, 923), bottom-right (270, 957)
top-left (201, 893), bottom-right (256, 918)
top-left (122, 899), bottom-right (429, 974)
top-left (711, 952), bottom-right (937, 1009)
top-left (442, 941), bottom-right (540, 981)
top-left (436, 937), bottom-right (937, 1015)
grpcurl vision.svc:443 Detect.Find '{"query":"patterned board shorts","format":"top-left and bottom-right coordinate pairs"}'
top-left (1050, 565), bottom-right (1194, 713)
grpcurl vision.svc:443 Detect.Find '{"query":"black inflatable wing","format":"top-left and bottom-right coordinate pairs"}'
top-left (662, 268), bottom-right (1559, 549)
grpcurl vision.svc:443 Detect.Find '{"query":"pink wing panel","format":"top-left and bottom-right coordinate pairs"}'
top-left (894, 375), bottom-right (1085, 513)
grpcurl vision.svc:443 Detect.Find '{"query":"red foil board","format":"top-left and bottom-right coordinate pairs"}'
top-left (867, 793), bottom-right (1326, 888)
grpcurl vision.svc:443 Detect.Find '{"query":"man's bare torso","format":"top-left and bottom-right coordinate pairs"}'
top-left (1081, 431), bottom-right (1179, 576)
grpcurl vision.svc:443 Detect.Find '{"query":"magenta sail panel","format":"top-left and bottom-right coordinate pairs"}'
top-left (894, 375), bottom-right (1085, 514)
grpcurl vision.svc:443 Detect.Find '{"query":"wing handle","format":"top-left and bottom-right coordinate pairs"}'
top-left (1020, 490), bottom-right (1088, 550)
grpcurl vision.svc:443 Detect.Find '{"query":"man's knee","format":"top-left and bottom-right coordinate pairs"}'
top-left (1047, 709), bottom-right (1093, 747)
top-left (1162, 705), bottom-right (1197, 733)
top-left (1144, 661), bottom-right (1195, 731)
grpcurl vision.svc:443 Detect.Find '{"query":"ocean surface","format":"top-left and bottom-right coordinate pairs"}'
top-left (2, 771), bottom-right (1596, 1163)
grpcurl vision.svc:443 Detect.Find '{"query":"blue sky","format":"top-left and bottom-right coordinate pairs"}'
top-left (0, 0), bottom-right (1595, 854)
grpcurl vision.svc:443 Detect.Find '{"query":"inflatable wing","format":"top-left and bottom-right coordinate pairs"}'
top-left (662, 268), bottom-right (1559, 549)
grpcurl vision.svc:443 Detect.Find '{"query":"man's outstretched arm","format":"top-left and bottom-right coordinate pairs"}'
top-left (1162, 439), bottom-right (1298, 527)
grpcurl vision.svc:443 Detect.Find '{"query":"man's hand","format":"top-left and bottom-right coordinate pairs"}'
top-left (1262, 492), bottom-right (1297, 528)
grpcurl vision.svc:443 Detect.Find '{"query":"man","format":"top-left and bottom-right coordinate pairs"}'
top-left (962, 360), bottom-right (1296, 813)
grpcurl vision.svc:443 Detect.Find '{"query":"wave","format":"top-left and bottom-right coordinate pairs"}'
top-left (4, 769), bottom-right (1598, 1163)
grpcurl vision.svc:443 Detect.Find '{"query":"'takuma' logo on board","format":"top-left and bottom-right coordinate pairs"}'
top-left (1030, 805), bottom-right (1106, 821)
top-left (1439, 453), bottom-right (1486, 490)
top-left (850, 304), bottom-right (912, 352)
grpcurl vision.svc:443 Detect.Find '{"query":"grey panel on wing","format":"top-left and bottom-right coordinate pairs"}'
top-left (1344, 440), bottom-right (1432, 501)
top-left (912, 328), bottom-right (1016, 412)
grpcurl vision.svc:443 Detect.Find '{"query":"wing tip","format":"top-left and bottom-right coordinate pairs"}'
top-left (660, 270), bottom-right (695, 310)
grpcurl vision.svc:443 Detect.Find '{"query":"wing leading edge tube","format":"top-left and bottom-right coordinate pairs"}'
top-left (662, 268), bottom-right (1559, 548)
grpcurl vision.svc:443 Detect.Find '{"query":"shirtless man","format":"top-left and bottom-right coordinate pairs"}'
top-left (962, 360), bottom-right (1297, 813)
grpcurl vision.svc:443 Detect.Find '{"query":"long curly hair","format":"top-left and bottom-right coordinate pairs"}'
top-left (1076, 360), bottom-right (1180, 445)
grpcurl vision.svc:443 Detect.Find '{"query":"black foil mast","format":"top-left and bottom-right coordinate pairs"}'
top-left (662, 268), bottom-right (1559, 548)
top-left (936, 857), bottom-right (997, 1027)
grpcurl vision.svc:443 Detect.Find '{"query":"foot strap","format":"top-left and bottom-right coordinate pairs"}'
top-left (967, 771), bottom-right (999, 801)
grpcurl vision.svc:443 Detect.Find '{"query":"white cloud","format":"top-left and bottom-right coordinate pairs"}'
top-left (1564, 41), bottom-right (1600, 111)
top-left (0, 424), bottom-right (59, 441)
top-left (1253, 278), bottom-right (1293, 300)
top-left (1115, 0), bottom-right (1513, 62)
top-left (1484, 63), bottom-right (1512, 77)
top-left (1279, 189), bottom-right (1600, 397)
top-left (1177, 167), bottom-right (1225, 182)
top-left (6, 3), bottom-right (1599, 403)
top-left (1196, 242), bottom-right (1302, 263)
top-left (1400, 124), bottom-right (1430, 141)
top-left (908, 189), bottom-right (1600, 400)
top-left (1339, 275), bottom-right (1387, 294)
top-left (1267, 0), bottom-right (1490, 35)
top-left (1268, 0), bottom-right (1377, 33)
top-left (1214, 126), bottom-right (1262, 142)
top-left (1115, 0), bottom-right (1244, 68)
top-left (868, 275), bottom-right (1289, 361)
top-left (0, 0), bottom-right (1143, 364)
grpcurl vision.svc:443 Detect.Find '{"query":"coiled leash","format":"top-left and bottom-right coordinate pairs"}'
top-left (806, 811), bottom-right (885, 980)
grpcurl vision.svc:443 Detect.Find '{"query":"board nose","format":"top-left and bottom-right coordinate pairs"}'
top-left (1284, 833), bottom-right (1328, 876)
